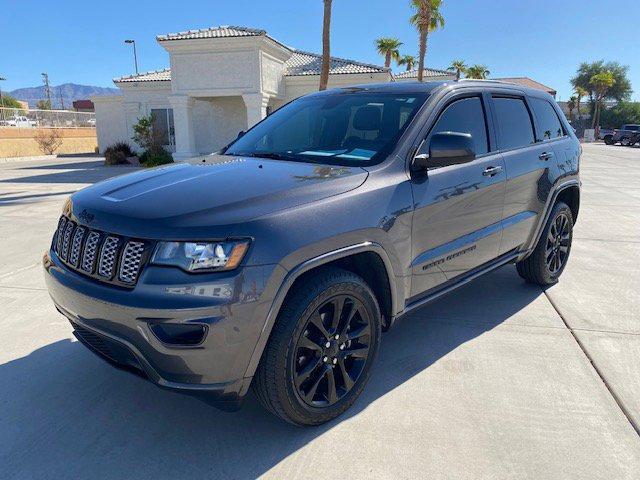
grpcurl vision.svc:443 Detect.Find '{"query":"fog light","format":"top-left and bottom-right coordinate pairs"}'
top-left (150, 323), bottom-right (207, 346)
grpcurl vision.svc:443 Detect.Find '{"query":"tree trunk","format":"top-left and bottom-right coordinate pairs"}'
top-left (385, 52), bottom-right (391, 69)
top-left (406, 63), bottom-right (412, 71)
top-left (319, 0), bottom-right (332, 91)
top-left (456, 69), bottom-right (461, 81)
top-left (417, 28), bottom-right (427, 82)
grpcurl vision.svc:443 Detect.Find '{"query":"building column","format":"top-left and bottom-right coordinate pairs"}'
top-left (242, 93), bottom-right (270, 129)
top-left (168, 94), bottom-right (197, 161)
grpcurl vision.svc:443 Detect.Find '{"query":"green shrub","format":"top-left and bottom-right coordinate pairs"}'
top-left (140, 148), bottom-right (173, 167)
top-left (104, 142), bottom-right (134, 165)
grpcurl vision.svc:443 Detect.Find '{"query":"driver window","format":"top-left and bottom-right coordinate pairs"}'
top-left (422, 96), bottom-right (489, 156)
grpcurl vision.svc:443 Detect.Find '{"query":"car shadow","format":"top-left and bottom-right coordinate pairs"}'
top-left (0, 266), bottom-right (545, 479)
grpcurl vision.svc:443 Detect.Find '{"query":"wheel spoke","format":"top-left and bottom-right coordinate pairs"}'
top-left (330, 297), bottom-right (345, 332)
top-left (295, 356), bottom-right (321, 388)
top-left (337, 358), bottom-right (354, 390)
top-left (297, 334), bottom-right (323, 353)
top-left (343, 345), bottom-right (369, 359)
top-left (325, 368), bottom-right (338, 404)
top-left (303, 365), bottom-right (328, 403)
top-left (308, 312), bottom-right (330, 340)
top-left (338, 300), bottom-right (356, 336)
top-left (346, 321), bottom-right (370, 341)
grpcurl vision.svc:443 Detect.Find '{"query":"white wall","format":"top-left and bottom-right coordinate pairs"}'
top-left (192, 96), bottom-right (247, 153)
top-left (92, 95), bottom-right (127, 153)
top-left (283, 72), bottom-right (392, 102)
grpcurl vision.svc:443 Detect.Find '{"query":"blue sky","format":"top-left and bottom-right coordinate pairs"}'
top-left (1, 0), bottom-right (637, 101)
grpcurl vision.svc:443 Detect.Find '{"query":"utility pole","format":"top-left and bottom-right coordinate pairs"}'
top-left (58, 88), bottom-right (65, 110)
top-left (124, 39), bottom-right (139, 75)
top-left (41, 72), bottom-right (52, 108)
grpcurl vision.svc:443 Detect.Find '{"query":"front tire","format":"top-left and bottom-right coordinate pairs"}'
top-left (604, 135), bottom-right (614, 145)
top-left (253, 267), bottom-right (382, 426)
top-left (516, 201), bottom-right (573, 286)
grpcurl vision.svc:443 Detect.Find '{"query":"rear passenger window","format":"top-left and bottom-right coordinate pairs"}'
top-left (492, 97), bottom-right (535, 150)
top-left (530, 98), bottom-right (564, 141)
top-left (429, 97), bottom-right (488, 155)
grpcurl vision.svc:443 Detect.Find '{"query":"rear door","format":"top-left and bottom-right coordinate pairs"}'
top-left (490, 94), bottom-right (556, 255)
top-left (409, 92), bottom-right (506, 299)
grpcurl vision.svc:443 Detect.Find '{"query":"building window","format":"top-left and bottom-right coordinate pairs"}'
top-left (150, 108), bottom-right (175, 147)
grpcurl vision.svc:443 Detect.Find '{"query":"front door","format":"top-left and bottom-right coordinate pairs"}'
top-left (409, 94), bottom-right (506, 300)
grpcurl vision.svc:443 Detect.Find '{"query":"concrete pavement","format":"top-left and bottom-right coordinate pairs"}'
top-left (0, 145), bottom-right (638, 479)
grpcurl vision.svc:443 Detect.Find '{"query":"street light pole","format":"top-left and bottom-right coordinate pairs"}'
top-left (124, 40), bottom-right (139, 75)
top-left (0, 76), bottom-right (5, 106)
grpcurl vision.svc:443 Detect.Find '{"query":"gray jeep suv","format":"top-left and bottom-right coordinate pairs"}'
top-left (44, 81), bottom-right (580, 425)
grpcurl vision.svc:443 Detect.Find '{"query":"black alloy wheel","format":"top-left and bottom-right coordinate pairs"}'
top-left (293, 294), bottom-right (371, 407)
top-left (545, 212), bottom-right (571, 275)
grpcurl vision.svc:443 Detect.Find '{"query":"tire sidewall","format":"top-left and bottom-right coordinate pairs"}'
top-left (274, 273), bottom-right (381, 425)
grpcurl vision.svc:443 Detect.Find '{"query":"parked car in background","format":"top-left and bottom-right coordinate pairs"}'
top-left (7, 116), bottom-right (37, 128)
top-left (599, 128), bottom-right (613, 142)
top-left (606, 124), bottom-right (640, 145)
top-left (44, 81), bottom-right (581, 425)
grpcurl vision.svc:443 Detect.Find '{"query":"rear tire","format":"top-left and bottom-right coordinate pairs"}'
top-left (516, 201), bottom-right (573, 286)
top-left (253, 267), bottom-right (381, 426)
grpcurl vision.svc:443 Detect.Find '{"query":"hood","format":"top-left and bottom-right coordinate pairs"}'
top-left (69, 154), bottom-right (368, 239)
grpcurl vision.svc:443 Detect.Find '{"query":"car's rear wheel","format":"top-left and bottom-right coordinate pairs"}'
top-left (253, 267), bottom-right (381, 426)
top-left (516, 201), bottom-right (573, 286)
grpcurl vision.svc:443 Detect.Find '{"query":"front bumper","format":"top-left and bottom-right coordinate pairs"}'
top-left (43, 250), bottom-right (283, 410)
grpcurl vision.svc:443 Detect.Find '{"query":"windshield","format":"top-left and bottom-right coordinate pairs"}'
top-left (225, 91), bottom-right (428, 166)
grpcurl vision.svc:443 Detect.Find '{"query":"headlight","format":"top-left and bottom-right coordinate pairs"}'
top-left (151, 240), bottom-right (250, 272)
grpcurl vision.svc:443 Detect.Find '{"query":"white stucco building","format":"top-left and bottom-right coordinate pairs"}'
top-left (93, 25), bottom-right (455, 160)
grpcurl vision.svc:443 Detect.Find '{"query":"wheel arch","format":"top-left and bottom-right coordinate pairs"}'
top-left (242, 242), bottom-right (397, 383)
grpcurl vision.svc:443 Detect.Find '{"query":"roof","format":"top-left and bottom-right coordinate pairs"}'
top-left (114, 68), bottom-right (171, 83)
top-left (114, 51), bottom-right (388, 84)
top-left (492, 77), bottom-right (556, 95)
top-left (393, 68), bottom-right (456, 80)
top-left (157, 25), bottom-right (267, 41)
top-left (285, 50), bottom-right (388, 76)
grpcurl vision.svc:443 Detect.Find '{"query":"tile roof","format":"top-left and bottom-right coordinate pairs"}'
top-left (393, 68), bottom-right (455, 80)
top-left (285, 50), bottom-right (388, 76)
top-left (114, 68), bottom-right (171, 83)
top-left (491, 77), bottom-right (557, 95)
top-left (157, 25), bottom-right (267, 41)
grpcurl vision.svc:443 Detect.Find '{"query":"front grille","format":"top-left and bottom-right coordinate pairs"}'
top-left (52, 215), bottom-right (152, 287)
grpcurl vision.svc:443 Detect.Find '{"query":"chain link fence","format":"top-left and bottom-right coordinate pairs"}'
top-left (0, 107), bottom-right (95, 128)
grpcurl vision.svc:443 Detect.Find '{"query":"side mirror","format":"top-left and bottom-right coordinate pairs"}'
top-left (236, 130), bottom-right (246, 140)
top-left (413, 132), bottom-right (476, 171)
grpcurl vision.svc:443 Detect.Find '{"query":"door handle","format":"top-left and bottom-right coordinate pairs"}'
top-left (482, 166), bottom-right (503, 177)
top-left (539, 151), bottom-right (554, 161)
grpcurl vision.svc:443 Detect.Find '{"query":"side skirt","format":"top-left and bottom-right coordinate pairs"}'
top-left (399, 249), bottom-right (522, 318)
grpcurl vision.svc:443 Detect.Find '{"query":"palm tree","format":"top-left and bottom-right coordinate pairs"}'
top-left (375, 37), bottom-right (403, 68)
top-left (567, 96), bottom-right (577, 122)
top-left (574, 86), bottom-right (587, 120)
top-left (465, 64), bottom-right (490, 79)
top-left (397, 54), bottom-right (416, 71)
top-left (590, 72), bottom-right (615, 138)
top-left (319, 0), bottom-right (332, 91)
top-left (410, 0), bottom-right (445, 82)
top-left (448, 59), bottom-right (467, 81)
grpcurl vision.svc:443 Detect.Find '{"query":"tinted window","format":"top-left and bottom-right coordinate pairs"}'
top-left (225, 92), bottom-right (428, 166)
top-left (428, 97), bottom-right (488, 155)
top-left (530, 98), bottom-right (564, 141)
top-left (625, 125), bottom-right (640, 131)
top-left (493, 97), bottom-right (535, 150)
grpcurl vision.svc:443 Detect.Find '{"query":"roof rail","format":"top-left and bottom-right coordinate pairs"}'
top-left (457, 79), bottom-right (513, 85)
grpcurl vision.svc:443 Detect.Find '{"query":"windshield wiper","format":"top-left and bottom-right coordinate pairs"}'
top-left (232, 151), bottom-right (315, 162)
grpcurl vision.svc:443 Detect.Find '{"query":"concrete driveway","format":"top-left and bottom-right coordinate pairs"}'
top-left (1, 145), bottom-right (638, 479)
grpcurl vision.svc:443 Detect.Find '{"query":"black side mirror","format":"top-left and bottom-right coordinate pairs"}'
top-left (236, 130), bottom-right (246, 140)
top-left (413, 132), bottom-right (476, 171)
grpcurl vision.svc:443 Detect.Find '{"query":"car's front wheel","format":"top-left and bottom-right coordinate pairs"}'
top-left (253, 267), bottom-right (381, 426)
top-left (604, 135), bottom-right (614, 145)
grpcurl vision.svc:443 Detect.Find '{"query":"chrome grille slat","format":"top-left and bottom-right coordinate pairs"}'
top-left (55, 217), bottom-right (67, 253)
top-left (60, 221), bottom-right (75, 261)
top-left (81, 231), bottom-right (100, 273)
top-left (119, 241), bottom-right (145, 284)
top-left (69, 226), bottom-right (86, 267)
top-left (51, 215), bottom-right (148, 286)
top-left (98, 236), bottom-right (120, 278)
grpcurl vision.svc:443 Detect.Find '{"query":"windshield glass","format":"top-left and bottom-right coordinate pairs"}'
top-left (225, 91), bottom-right (428, 166)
